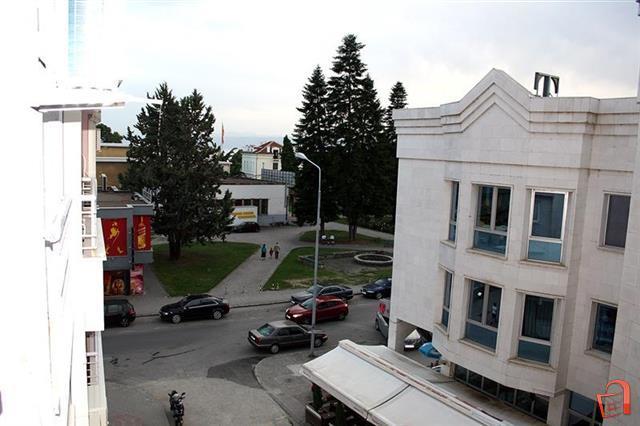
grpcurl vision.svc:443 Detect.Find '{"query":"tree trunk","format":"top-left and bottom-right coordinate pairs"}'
top-left (169, 239), bottom-right (182, 260)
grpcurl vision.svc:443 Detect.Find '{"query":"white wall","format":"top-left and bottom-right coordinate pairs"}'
top-left (220, 184), bottom-right (287, 215)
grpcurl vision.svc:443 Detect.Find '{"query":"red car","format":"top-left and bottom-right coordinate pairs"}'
top-left (285, 296), bottom-right (349, 324)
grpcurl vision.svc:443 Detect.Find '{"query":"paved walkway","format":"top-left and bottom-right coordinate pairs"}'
top-left (121, 223), bottom-right (394, 317)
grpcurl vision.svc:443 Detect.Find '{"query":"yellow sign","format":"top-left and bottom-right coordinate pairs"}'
top-left (233, 210), bottom-right (257, 219)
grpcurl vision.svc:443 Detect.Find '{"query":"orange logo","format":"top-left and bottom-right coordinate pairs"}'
top-left (597, 379), bottom-right (631, 419)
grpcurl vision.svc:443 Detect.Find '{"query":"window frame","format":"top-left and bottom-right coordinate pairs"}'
top-left (441, 270), bottom-right (453, 330)
top-left (517, 294), bottom-right (556, 364)
top-left (473, 184), bottom-right (511, 255)
top-left (601, 192), bottom-right (631, 249)
top-left (448, 181), bottom-right (459, 242)
top-left (590, 301), bottom-right (618, 354)
top-left (526, 189), bottom-right (568, 264)
top-left (464, 280), bottom-right (502, 350)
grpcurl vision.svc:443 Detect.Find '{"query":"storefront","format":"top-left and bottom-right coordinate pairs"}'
top-left (98, 192), bottom-right (154, 296)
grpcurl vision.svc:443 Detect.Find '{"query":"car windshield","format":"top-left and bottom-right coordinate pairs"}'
top-left (300, 299), bottom-right (314, 309)
top-left (374, 279), bottom-right (387, 286)
top-left (306, 285), bottom-right (323, 293)
top-left (257, 324), bottom-right (275, 336)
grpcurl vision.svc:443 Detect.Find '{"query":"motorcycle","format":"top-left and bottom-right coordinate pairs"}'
top-left (168, 390), bottom-right (186, 425)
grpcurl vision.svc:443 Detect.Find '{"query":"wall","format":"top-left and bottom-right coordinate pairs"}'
top-left (220, 183), bottom-right (286, 224)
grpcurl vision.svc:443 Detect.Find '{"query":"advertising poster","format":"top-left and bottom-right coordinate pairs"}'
top-left (103, 270), bottom-right (129, 296)
top-left (134, 215), bottom-right (151, 251)
top-left (130, 265), bottom-right (144, 295)
top-left (102, 218), bottom-right (128, 257)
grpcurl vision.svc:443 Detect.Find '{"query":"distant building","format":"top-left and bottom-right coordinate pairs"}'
top-left (220, 176), bottom-right (287, 225)
top-left (389, 69), bottom-right (640, 425)
top-left (96, 141), bottom-right (128, 190)
top-left (241, 140), bottom-right (282, 179)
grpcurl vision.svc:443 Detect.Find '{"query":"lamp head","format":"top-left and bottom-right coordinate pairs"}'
top-left (294, 152), bottom-right (309, 161)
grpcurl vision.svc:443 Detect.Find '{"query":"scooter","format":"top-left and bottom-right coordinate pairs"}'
top-left (168, 390), bottom-right (186, 426)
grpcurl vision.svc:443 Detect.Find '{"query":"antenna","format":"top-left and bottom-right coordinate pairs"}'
top-left (534, 72), bottom-right (560, 97)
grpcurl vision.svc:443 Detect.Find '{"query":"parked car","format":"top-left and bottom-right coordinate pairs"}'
top-left (361, 277), bottom-right (392, 299)
top-left (290, 284), bottom-right (353, 305)
top-left (104, 299), bottom-right (136, 327)
top-left (226, 221), bottom-right (260, 233)
top-left (375, 299), bottom-right (390, 339)
top-left (248, 320), bottom-right (328, 354)
top-left (159, 294), bottom-right (229, 324)
top-left (285, 296), bottom-right (349, 324)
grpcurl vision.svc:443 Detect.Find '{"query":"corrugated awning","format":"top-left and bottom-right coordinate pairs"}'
top-left (301, 340), bottom-right (508, 426)
top-left (32, 86), bottom-right (162, 112)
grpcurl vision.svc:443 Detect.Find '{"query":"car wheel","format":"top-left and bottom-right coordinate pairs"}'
top-left (120, 317), bottom-right (130, 327)
top-left (270, 344), bottom-right (280, 354)
top-left (212, 310), bottom-right (223, 320)
top-left (314, 338), bottom-right (323, 348)
top-left (375, 292), bottom-right (383, 300)
top-left (171, 314), bottom-right (182, 324)
top-left (338, 312), bottom-right (346, 321)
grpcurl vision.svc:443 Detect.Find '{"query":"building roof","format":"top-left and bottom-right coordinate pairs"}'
top-left (252, 140), bottom-right (282, 154)
top-left (97, 191), bottom-right (152, 208)
top-left (221, 176), bottom-right (284, 186)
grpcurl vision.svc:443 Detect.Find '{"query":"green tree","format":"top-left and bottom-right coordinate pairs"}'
top-left (382, 82), bottom-right (408, 218)
top-left (122, 83), bottom-right (233, 260)
top-left (292, 66), bottom-right (339, 231)
top-left (327, 34), bottom-right (386, 240)
top-left (97, 122), bottom-right (123, 143)
top-left (230, 149), bottom-right (242, 176)
top-left (280, 135), bottom-right (296, 172)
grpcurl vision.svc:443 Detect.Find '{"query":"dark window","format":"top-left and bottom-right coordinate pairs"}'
top-left (273, 163), bottom-right (279, 170)
top-left (260, 199), bottom-right (269, 215)
top-left (567, 391), bottom-right (601, 425)
top-left (107, 304), bottom-right (122, 314)
top-left (474, 185), bottom-right (510, 254)
top-left (528, 191), bottom-right (566, 263)
top-left (289, 327), bottom-right (305, 335)
top-left (518, 295), bottom-right (554, 364)
top-left (465, 281), bottom-right (501, 350)
top-left (454, 365), bottom-right (467, 381)
top-left (498, 385), bottom-right (515, 404)
top-left (277, 328), bottom-right (290, 336)
top-left (441, 271), bottom-right (452, 329)
top-left (604, 194), bottom-right (630, 248)
top-left (448, 181), bottom-right (459, 241)
top-left (468, 371), bottom-right (482, 389)
top-left (482, 377), bottom-right (499, 396)
top-left (592, 303), bottom-right (617, 353)
top-left (234, 199), bottom-right (243, 206)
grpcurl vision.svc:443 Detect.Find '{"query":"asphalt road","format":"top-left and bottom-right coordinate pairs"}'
top-left (103, 296), bottom-right (386, 424)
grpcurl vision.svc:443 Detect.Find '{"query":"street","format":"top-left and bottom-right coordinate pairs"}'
top-left (104, 296), bottom-right (386, 425)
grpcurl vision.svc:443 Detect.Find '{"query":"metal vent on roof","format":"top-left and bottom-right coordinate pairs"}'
top-left (534, 72), bottom-right (560, 97)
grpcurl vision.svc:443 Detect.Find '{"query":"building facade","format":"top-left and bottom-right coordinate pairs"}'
top-left (96, 142), bottom-right (128, 190)
top-left (389, 69), bottom-right (639, 425)
top-left (220, 177), bottom-right (288, 225)
top-left (241, 140), bottom-right (282, 179)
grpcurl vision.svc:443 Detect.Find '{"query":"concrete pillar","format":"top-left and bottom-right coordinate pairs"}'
top-left (388, 317), bottom-right (415, 352)
top-left (546, 391), bottom-right (569, 426)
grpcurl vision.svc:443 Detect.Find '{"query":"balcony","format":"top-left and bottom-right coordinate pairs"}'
top-left (81, 177), bottom-right (99, 256)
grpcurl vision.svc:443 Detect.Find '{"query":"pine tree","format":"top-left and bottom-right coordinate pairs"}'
top-left (280, 135), bottom-right (296, 172)
top-left (292, 66), bottom-right (339, 230)
top-left (229, 149), bottom-right (242, 176)
top-left (122, 83), bottom-right (233, 260)
top-left (97, 122), bottom-right (124, 143)
top-left (382, 82), bottom-right (408, 218)
top-left (327, 34), bottom-right (386, 240)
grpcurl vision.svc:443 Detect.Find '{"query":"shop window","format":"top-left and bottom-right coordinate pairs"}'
top-left (465, 281), bottom-right (501, 350)
top-left (527, 191), bottom-right (567, 263)
top-left (591, 302), bottom-right (617, 354)
top-left (473, 185), bottom-right (510, 255)
top-left (448, 181), bottom-right (459, 242)
top-left (602, 194), bottom-right (631, 249)
top-left (518, 295), bottom-right (554, 364)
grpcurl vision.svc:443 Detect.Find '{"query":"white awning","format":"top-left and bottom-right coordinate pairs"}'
top-left (301, 340), bottom-right (509, 426)
top-left (32, 86), bottom-right (162, 112)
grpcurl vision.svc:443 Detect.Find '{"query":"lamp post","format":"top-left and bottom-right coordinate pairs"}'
top-left (295, 151), bottom-right (321, 357)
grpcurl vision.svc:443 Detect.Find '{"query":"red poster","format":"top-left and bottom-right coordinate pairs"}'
top-left (103, 270), bottom-right (128, 296)
top-left (130, 264), bottom-right (144, 295)
top-left (102, 218), bottom-right (127, 257)
top-left (134, 215), bottom-right (151, 251)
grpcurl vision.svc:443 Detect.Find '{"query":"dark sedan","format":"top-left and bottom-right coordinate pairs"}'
top-left (226, 221), bottom-right (260, 233)
top-left (361, 277), bottom-right (392, 299)
top-left (104, 299), bottom-right (136, 327)
top-left (159, 294), bottom-right (229, 324)
top-left (248, 320), bottom-right (328, 354)
top-left (290, 284), bottom-right (353, 305)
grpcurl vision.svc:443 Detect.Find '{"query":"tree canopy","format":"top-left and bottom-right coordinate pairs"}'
top-left (97, 123), bottom-right (123, 143)
top-left (280, 135), bottom-right (296, 172)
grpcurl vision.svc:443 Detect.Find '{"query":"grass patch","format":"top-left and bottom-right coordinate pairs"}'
top-left (153, 242), bottom-right (259, 296)
top-left (262, 246), bottom-right (392, 291)
top-left (299, 229), bottom-right (391, 245)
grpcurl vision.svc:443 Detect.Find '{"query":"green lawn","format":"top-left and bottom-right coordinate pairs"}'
top-left (153, 242), bottom-right (259, 296)
top-left (262, 246), bottom-right (392, 291)
top-left (299, 229), bottom-right (391, 245)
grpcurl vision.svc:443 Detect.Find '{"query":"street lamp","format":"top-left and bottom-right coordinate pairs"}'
top-left (295, 151), bottom-right (321, 357)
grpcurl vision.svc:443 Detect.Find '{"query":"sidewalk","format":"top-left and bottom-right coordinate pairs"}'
top-left (325, 221), bottom-right (394, 241)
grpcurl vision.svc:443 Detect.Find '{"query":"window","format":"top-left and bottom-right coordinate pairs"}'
top-left (566, 391), bottom-right (603, 426)
top-left (273, 162), bottom-right (279, 170)
top-left (473, 186), bottom-right (510, 254)
top-left (441, 271), bottom-right (452, 329)
top-left (448, 181), bottom-right (459, 242)
top-left (277, 328), bottom-right (290, 336)
top-left (453, 365), bottom-right (548, 422)
top-left (259, 199), bottom-right (269, 215)
top-left (592, 303), bottom-right (617, 354)
top-left (86, 332), bottom-right (98, 386)
top-left (603, 194), bottom-right (631, 248)
top-left (465, 281), bottom-right (501, 350)
top-left (527, 191), bottom-right (567, 263)
top-left (289, 327), bottom-right (305, 336)
top-left (518, 295), bottom-right (554, 364)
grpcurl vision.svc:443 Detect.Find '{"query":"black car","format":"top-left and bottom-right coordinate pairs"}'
top-left (361, 277), bottom-right (392, 299)
top-left (290, 284), bottom-right (353, 305)
top-left (248, 320), bottom-right (328, 354)
top-left (104, 299), bottom-right (136, 327)
top-left (160, 294), bottom-right (230, 324)
top-left (227, 221), bottom-right (260, 233)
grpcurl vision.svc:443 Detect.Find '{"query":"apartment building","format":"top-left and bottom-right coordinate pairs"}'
top-left (241, 140), bottom-right (282, 179)
top-left (96, 142), bottom-right (129, 190)
top-left (389, 69), bottom-right (640, 425)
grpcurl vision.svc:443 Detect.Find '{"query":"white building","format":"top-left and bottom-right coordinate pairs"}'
top-left (0, 1), bottom-right (152, 424)
top-left (220, 177), bottom-right (288, 225)
top-left (241, 140), bottom-right (282, 179)
top-left (390, 69), bottom-right (639, 425)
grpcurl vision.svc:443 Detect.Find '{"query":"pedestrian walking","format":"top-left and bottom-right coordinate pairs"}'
top-left (260, 243), bottom-right (267, 261)
top-left (269, 247), bottom-right (274, 259)
top-left (274, 242), bottom-right (281, 260)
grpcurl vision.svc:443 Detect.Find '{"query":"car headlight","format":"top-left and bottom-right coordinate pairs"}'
top-left (293, 314), bottom-right (302, 318)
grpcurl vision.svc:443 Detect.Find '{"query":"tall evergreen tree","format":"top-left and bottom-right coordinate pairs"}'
top-left (229, 149), bottom-right (242, 176)
top-left (292, 66), bottom-right (338, 230)
top-left (280, 135), bottom-right (296, 172)
top-left (382, 82), bottom-right (408, 218)
top-left (97, 122), bottom-right (124, 143)
top-left (122, 83), bottom-right (233, 260)
top-left (328, 34), bottom-right (386, 240)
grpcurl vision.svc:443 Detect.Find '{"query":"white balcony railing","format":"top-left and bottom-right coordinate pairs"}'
top-left (81, 177), bottom-right (98, 256)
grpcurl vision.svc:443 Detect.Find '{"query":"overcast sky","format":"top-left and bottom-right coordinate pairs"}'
top-left (102, 0), bottom-right (639, 150)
